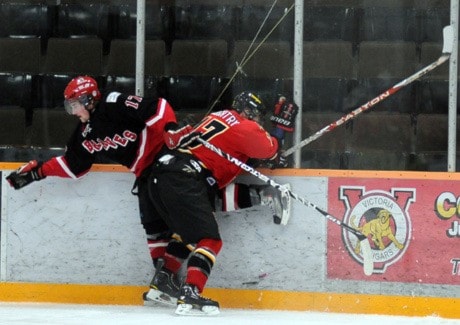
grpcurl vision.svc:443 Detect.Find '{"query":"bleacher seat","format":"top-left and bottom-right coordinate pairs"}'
top-left (301, 150), bottom-right (346, 169)
top-left (0, 37), bottom-right (42, 125)
top-left (303, 4), bottom-right (358, 43)
top-left (357, 41), bottom-right (418, 113)
top-left (112, 0), bottom-right (172, 46)
top-left (415, 114), bottom-right (449, 152)
top-left (229, 40), bottom-right (292, 78)
top-left (28, 109), bottom-right (78, 148)
top-left (228, 40), bottom-right (292, 105)
top-left (351, 113), bottom-right (413, 152)
top-left (302, 112), bottom-right (350, 151)
top-left (302, 41), bottom-right (354, 113)
top-left (300, 112), bottom-right (351, 169)
top-left (105, 39), bottom-right (166, 97)
top-left (173, 0), bottom-right (240, 43)
top-left (346, 150), bottom-right (410, 170)
top-left (417, 6), bottom-right (450, 43)
top-left (357, 6), bottom-right (418, 42)
top-left (0, 74), bottom-right (35, 111)
top-left (0, 2), bottom-right (51, 50)
top-left (0, 107), bottom-right (27, 147)
top-left (410, 113), bottom-right (459, 171)
top-left (416, 42), bottom-right (456, 114)
top-left (0, 37), bottom-right (41, 74)
top-left (40, 37), bottom-right (103, 109)
top-left (55, 2), bottom-right (110, 52)
top-left (237, 0), bottom-right (294, 47)
top-left (166, 39), bottom-right (228, 110)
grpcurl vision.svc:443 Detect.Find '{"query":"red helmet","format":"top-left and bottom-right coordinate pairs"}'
top-left (64, 76), bottom-right (101, 101)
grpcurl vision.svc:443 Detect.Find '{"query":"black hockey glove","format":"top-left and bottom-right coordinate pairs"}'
top-left (6, 160), bottom-right (46, 190)
top-left (270, 96), bottom-right (299, 132)
top-left (274, 153), bottom-right (288, 168)
top-left (262, 151), bottom-right (289, 169)
top-left (271, 151), bottom-right (288, 169)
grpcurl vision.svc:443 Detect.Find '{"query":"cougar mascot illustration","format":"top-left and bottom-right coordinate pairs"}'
top-left (352, 209), bottom-right (404, 254)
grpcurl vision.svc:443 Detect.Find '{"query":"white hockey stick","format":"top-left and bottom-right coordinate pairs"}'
top-left (197, 138), bottom-right (374, 276)
top-left (282, 25), bottom-right (454, 158)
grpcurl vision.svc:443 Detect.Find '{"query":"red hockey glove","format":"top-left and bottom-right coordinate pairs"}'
top-left (270, 96), bottom-right (299, 132)
top-left (6, 160), bottom-right (46, 190)
top-left (163, 125), bottom-right (201, 149)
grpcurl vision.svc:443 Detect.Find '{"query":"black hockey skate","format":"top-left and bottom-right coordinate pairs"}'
top-left (143, 268), bottom-right (181, 307)
top-left (175, 284), bottom-right (220, 316)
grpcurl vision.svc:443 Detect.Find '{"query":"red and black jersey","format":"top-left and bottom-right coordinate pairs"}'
top-left (184, 110), bottom-right (278, 189)
top-left (41, 92), bottom-right (177, 179)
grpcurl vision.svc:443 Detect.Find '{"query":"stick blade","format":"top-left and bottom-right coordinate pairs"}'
top-left (359, 238), bottom-right (374, 276)
top-left (280, 183), bottom-right (292, 226)
top-left (442, 25), bottom-right (454, 54)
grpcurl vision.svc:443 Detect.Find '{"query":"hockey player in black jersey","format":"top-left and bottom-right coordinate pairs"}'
top-left (6, 75), bottom-right (199, 307)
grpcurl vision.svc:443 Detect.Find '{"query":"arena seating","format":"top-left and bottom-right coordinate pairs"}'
top-left (40, 37), bottom-right (104, 109)
top-left (237, 0), bottom-right (294, 46)
top-left (55, 2), bottom-right (111, 53)
top-left (358, 6), bottom-right (418, 42)
top-left (0, 2), bottom-right (51, 52)
top-left (356, 41), bottom-right (418, 113)
top-left (111, 0), bottom-right (172, 48)
top-left (300, 112), bottom-right (351, 169)
top-left (411, 114), bottom-right (459, 171)
top-left (173, 0), bottom-right (240, 44)
top-left (228, 40), bottom-right (292, 107)
top-left (0, 37), bottom-right (42, 125)
top-left (304, 5), bottom-right (358, 43)
top-left (0, 107), bottom-right (26, 147)
top-left (0, 0), bottom-right (456, 171)
top-left (166, 39), bottom-right (228, 110)
top-left (302, 41), bottom-right (354, 113)
top-left (28, 109), bottom-right (78, 148)
top-left (346, 112), bottom-right (414, 170)
top-left (416, 42), bottom-right (456, 115)
top-left (105, 39), bottom-right (166, 97)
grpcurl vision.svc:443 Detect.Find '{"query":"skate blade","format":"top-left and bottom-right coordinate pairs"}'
top-left (175, 303), bottom-right (220, 316)
top-left (143, 290), bottom-right (178, 307)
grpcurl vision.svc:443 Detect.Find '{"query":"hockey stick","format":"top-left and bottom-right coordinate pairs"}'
top-left (282, 25), bottom-right (454, 158)
top-left (197, 138), bottom-right (374, 276)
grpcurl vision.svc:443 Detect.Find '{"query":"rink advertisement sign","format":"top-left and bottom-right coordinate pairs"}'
top-left (326, 178), bottom-right (460, 284)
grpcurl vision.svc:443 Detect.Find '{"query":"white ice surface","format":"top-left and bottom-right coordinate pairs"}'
top-left (0, 303), bottom-right (459, 325)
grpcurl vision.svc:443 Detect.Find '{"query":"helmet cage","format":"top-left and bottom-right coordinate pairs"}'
top-left (64, 94), bottom-right (94, 115)
top-left (232, 92), bottom-right (266, 120)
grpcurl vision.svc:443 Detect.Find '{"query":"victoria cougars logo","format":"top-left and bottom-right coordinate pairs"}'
top-left (339, 186), bottom-right (415, 274)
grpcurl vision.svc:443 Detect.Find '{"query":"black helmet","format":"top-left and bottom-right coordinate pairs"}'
top-left (232, 91), bottom-right (266, 120)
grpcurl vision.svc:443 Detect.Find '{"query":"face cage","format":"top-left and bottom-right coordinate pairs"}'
top-left (243, 107), bottom-right (265, 123)
top-left (64, 94), bottom-right (93, 115)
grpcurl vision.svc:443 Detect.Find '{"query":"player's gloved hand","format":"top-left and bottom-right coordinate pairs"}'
top-left (270, 96), bottom-right (299, 132)
top-left (275, 153), bottom-right (288, 168)
top-left (6, 160), bottom-right (46, 190)
top-left (164, 125), bottom-right (201, 149)
top-left (271, 151), bottom-right (288, 169)
top-left (264, 151), bottom-right (288, 169)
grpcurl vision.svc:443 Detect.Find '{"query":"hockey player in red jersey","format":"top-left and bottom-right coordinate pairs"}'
top-left (5, 75), bottom-right (199, 305)
top-left (147, 91), bottom-right (279, 316)
top-left (218, 94), bottom-right (299, 224)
